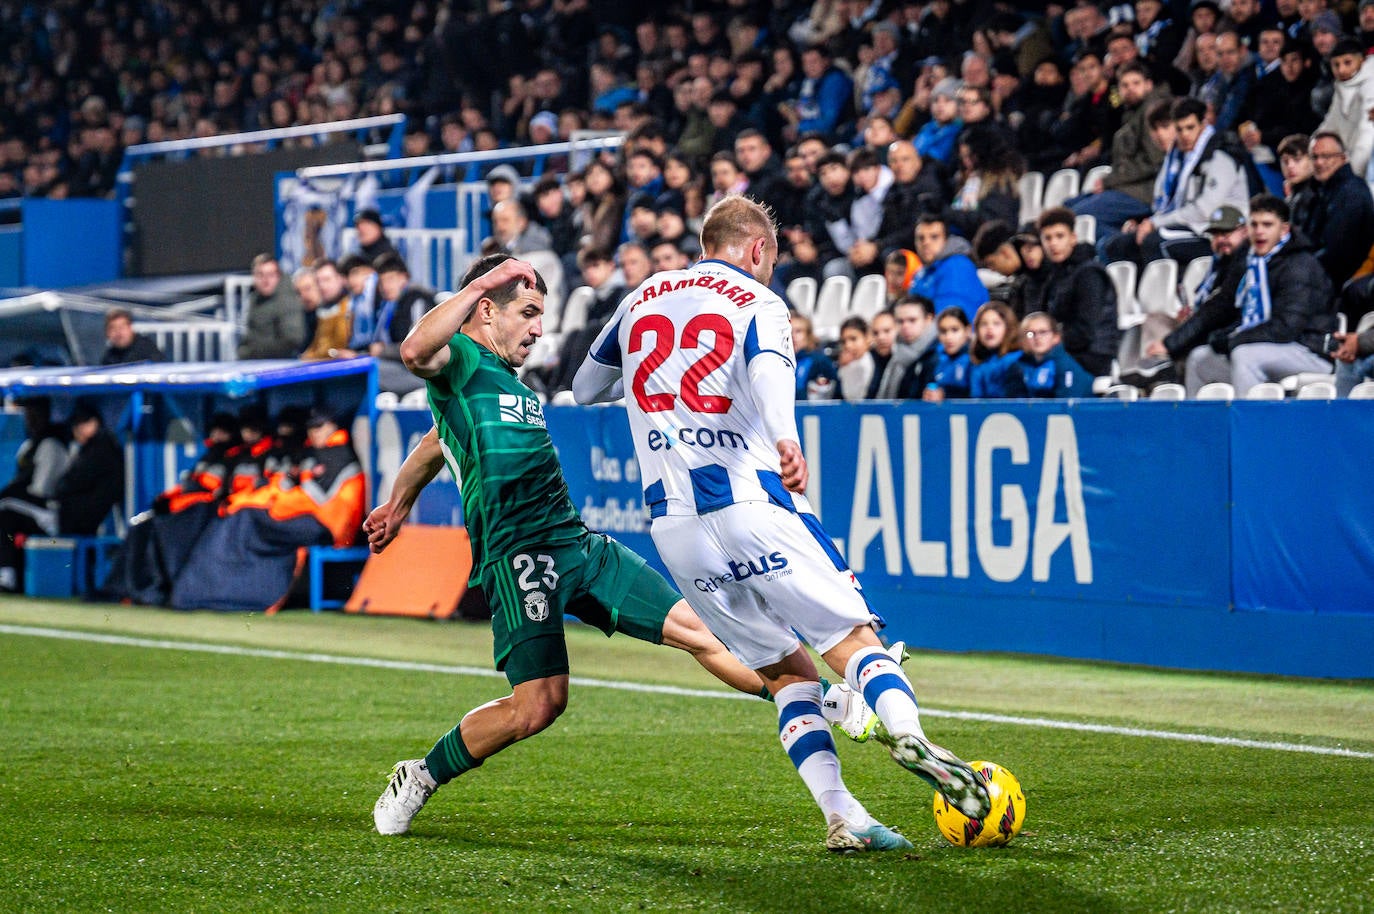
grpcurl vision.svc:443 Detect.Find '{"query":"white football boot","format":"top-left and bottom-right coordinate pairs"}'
top-left (373, 759), bottom-right (437, 835)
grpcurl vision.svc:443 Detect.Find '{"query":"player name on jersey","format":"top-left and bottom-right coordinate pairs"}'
top-left (630, 272), bottom-right (757, 311)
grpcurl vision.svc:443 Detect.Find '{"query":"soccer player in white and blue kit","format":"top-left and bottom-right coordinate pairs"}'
top-left (573, 195), bottom-right (991, 852)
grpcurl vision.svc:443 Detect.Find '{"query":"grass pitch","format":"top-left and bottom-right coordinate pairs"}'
top-left (1, 599), bottom-right (1372, 913)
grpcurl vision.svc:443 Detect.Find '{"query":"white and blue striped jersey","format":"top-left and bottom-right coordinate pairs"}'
top-left (579, 259), bottom-right (805, 519)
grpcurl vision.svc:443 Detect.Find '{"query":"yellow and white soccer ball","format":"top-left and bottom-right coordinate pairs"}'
top-left (932, 761), bottom-right (1026, 847)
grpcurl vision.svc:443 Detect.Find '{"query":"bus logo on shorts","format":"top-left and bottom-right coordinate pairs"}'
top-left (524, 590), bottom-right (550, 622)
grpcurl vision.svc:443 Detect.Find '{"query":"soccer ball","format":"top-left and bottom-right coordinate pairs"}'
top-left (932, 761), bottom-right (1026, 847)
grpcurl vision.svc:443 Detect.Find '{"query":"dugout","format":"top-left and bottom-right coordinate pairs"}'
top-left (0, 358), bottom-right (380, 524)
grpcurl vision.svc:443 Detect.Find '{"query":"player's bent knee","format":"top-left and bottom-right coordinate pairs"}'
top-left (509, 680), bottom-right (568, 739)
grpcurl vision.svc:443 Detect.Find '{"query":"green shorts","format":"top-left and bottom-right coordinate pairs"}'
top-left (480, 532), bottom-right (680, 686)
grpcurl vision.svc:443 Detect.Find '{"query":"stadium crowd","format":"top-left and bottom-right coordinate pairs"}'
top-left (5, 0), bottom-right (1374, 396)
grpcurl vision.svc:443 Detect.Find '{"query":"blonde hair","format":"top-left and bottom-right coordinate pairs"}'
top-left (699, 194), bottom-right (776, 255)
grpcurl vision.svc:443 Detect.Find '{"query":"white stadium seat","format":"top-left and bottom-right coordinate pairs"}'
top-left (1149, 383), bottom-right (1186, 400)
top-left (1297, 380), bottom-right (1336, 399)
top-left (1075, 214), bottom-right (1096, 245)
top-left (1104, 384), bottom-right (1139, 400)
top-left (1083, 164), bottom-right (1112, 193)
top-left (1245, 382), bottom-right (1286, 400)
top-left (849, 273), bottom-right (888, 322)
top-left (812, 274), bottom-right (852, 343)
top-left (1042, 168), bottom-right (1081, 211)
top-left (1018, 171), bottom-right (1045, 225)
top-left (1106, 261), bottom-right (1141, 329)
top-left (1349, 380), bottom-right (1374, 399)
top-left (786, 276), bottom-right (818, 318)
top-left (1179, 255), bottom-right (1212, 312)
top-left (1196, 382), bottom-right (1235, 400)
top-left (1136, 258), bottom-right (1179, 315)
top-left (558, 285), bottom-right (595, 335)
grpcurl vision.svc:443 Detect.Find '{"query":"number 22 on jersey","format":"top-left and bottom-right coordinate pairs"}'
top-left (628, 313), bottom-right (734, 414)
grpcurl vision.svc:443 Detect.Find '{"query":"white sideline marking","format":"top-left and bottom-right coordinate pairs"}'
top-left (3, 623), bottom-right (1371, 760)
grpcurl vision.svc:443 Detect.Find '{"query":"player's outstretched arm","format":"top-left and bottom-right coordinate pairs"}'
top-left (400, 257), bottom-right (538, 378)
top-left (571, 302), bottom-right (629, 404)
top-left (363, 427), bottom-right (445, 553)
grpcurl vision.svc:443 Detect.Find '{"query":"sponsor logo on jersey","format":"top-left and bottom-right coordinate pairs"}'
top-left (646, 427), bottom-right (750, 452)
top-left (693, 551), bottom-right (790, 592)
top-left (498, 393), bottom-right (546, 428)
top-left (524, 590), bottom-right (550, 622)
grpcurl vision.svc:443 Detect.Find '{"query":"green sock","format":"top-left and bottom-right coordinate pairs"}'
top-left (424, 723), bottom-right (483, 786)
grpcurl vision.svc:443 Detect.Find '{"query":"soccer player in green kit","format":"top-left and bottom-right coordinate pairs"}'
top-left (369, 253), bottom-right (770, 836)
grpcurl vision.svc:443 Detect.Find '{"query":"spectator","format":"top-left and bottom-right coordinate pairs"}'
top-left (1332, 313), bottom-right (1374, 395)
top-left (706, 152), bottom-right (749, 208)
top-left (353, 209), bottom-right (399, 263)
top-left (548, 247), bottom-right (626, 395)
top-left (865, 309), bottom-right (898, 398)
top-left (339, 254), bottom-right (380, 356)
top-left (654, 199), bottom-right (702, 262)
top-left (292, 267), bottom-right (323, 352)
top-left (578, 159), bottom-right (627, 257)
top-left (835, 316), bottom-right (875, 403)
top-left (789, 313), bottom-right (839, 399)
top-left (943, 124), bottom-right (1022, 240)
top-left (922, 306), bottom-right (973, 401)
top-left (839, 146), bottom-right (895, 280)
top-left (1058, 49), bottom-right (1121, 170)
top-left (1279, 135), bottom-right (1319, 237)
top-left (1249, 38), bottom-right (1322, 152)
top-left (953, 83), bottom-right (1017, 154)
top-left (1306, 132), bottom-right (1374, 291)
top-left (615, 241), bottom-right (654, 291)
top-left (0, 398), bottom-right (69, 592)
top-left (972, 220), bottom-right (1037, 316)
top-left (1360, 0), bottom-right (1374, 54)
top-left (783, 43), bottom-right (855, 144)
top-left (1105, 96), bottom-right (1251, 269)
top-left (1017, 311), bottom-right (1095, 398)
top-left (1069, 66), bottom-right (1172, 247)
top-left (1141, 204), bottom-right (1251, 381)
top-left (1204, 31), bottom-right (1256, 132)
top-left (490, 199), bottom-right (554, 257)
top-left (1316, 39), bottom-right (1374, 184)
top-left (909, 77), bottom-right (964, 167)
top-left (300, 259), bottom-right (353, 362)
top-left (733, 128), bottom-right (788, 217)
top-left (706, 91), bottom-right (748, 155)
top-left (873, 139), bottom-right (947, 259)
top-left (649, 238), bottom-right (692, 274)
top-left (1133, 0), bottom-right (1188, 84)
top-left (969, 301), bottom-right (1028, 398)
top-left (1180, 194), bottom-right (1336, 396)
top-left (237, 253), bottom-right (306, 360)
top-left (531, 177), bottom-right (581, 283)
top-left (801, 149), bottom-right (857, 280)
top-left (908, 214), bottom-right (986, 315)
top-left (622, 149), bottom-right (665, 241)
top-left (873, 295), bottom-right (939, 399)
top-left (1036, 207), bottom-right (1121, 378)
top-left (0, 400), bottom-right (122, 593)
top-left (100, 308), bottom-right (166, 365)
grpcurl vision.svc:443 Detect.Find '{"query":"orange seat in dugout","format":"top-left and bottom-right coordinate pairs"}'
top-left (344, 525), bottom-right (472, 619)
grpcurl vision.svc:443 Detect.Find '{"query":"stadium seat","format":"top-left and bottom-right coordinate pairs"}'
top-left (1042, 168), bottom-right (1081, 211)
top-left (1018, 171), bottom-right (1045, 224)
top-left (1280, 314), bottom-right (1359, 392)
top-left (849, 274), bottom-right (887, 321)
top-left (374, 391), bottom-right (400, 410)
top-left (1075, 214), bottom-right (1096, 244)
top-left (1179, 255), bottom-right (1211, 312)
top-left (1297, 380), bottom-right (1336, 399)
top-left (1246, 381), bottom-right (1286, 400)
top-left (1196, 382), bottom-right (1235, 400)
top-left (1136, 258), bottom-right (1179, 315)
top-left (1349, 380), bottom-right (1374, 399)
top-left (399, 388), bottom-right (430, 407)
top-left (1083, 164), bottom-right (1112, 193)
top-left (1104, 383), bottom-right (1139, 400)
top-left (558, 285), bottom-right (594, 335)
top-left (1106, 261), bottom-right (1142, 329)
top-left (786, 276), bottom-right (818, 318)
top-left (812, 275), bottom-right (852, 342)
top-left (1149, 383), bottom-right (1186, 400)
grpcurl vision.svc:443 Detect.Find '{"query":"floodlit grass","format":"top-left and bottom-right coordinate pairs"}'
top-left (2, 599), bottom-right (1372, 913)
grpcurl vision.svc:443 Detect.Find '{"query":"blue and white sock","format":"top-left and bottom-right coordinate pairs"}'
top-left (846, 646), bottom-right (926, 740)
top-left (775, 680), bottom-right (870, 826)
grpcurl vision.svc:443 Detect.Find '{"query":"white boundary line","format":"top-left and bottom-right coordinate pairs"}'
top-left (4, 623), bottom-right (1371, 760)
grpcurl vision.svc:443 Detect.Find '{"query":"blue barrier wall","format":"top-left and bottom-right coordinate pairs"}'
top-left (538, 400), bottom-right (1373, 680)
top-left (21, 199), bottom-right (121, 287)
top-left (0, 226), bottom-right (21, 287)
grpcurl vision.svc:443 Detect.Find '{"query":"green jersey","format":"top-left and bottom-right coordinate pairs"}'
top-left (427, 333), bottom-right (584, 576)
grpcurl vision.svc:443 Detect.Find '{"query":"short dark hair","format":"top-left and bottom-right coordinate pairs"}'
top-left (373, 253), bottom-right (409, 275)
top-left (972, 220), bottom-right (1015, 260)
top-left (1277, 134), bottom-right (1311, 159)
top-left (915, 213), bottom-right (947, 233)
top-left (1249, 193), bottom-right (1290, 222)
top-left (1171, 96), bottom-right (1207, 123)
top-left (460, 253), bottom-right (548, 304)
top-left (895, 294), bottom-right (935, 317)
top-left (839, 315), bottom-right (869, 335)
top-left (847, 147), bottom-right (881, 171)
top-left (1310, 130), bottom-right (1346, 151)
top-left (104, 307), bottom-right (133, 328)
top-left (1117, 60), bottom-right (1151, 81)
top-left (338, 253), bottom-right (371, 274)
top-left (815, 150), bottom-right (849, 171)
top-left (1332, 37), bottom-right (1365, 60)
top-left (734, 127), bottom-right (769, 147)
top-left (1145, 98), bottom-right (1175, 128)
top-left (1036, 206), bottom-right (1076, 234)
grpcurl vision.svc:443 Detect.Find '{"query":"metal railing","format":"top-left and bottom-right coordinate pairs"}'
top-left (133, 319), bottom-right (240, 362)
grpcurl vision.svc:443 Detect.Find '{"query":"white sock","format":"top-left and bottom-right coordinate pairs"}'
top-left (845, 646), bottom-right (926, 740)
top-left (775, 680), bottom-right (870, 825)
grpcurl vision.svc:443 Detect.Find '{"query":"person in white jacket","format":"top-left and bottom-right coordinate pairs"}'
top-left (1316, 38), bottom-right (1374, 185)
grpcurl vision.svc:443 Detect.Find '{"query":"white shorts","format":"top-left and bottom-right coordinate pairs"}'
top-left (651, 502), bottom-right (875, 670)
